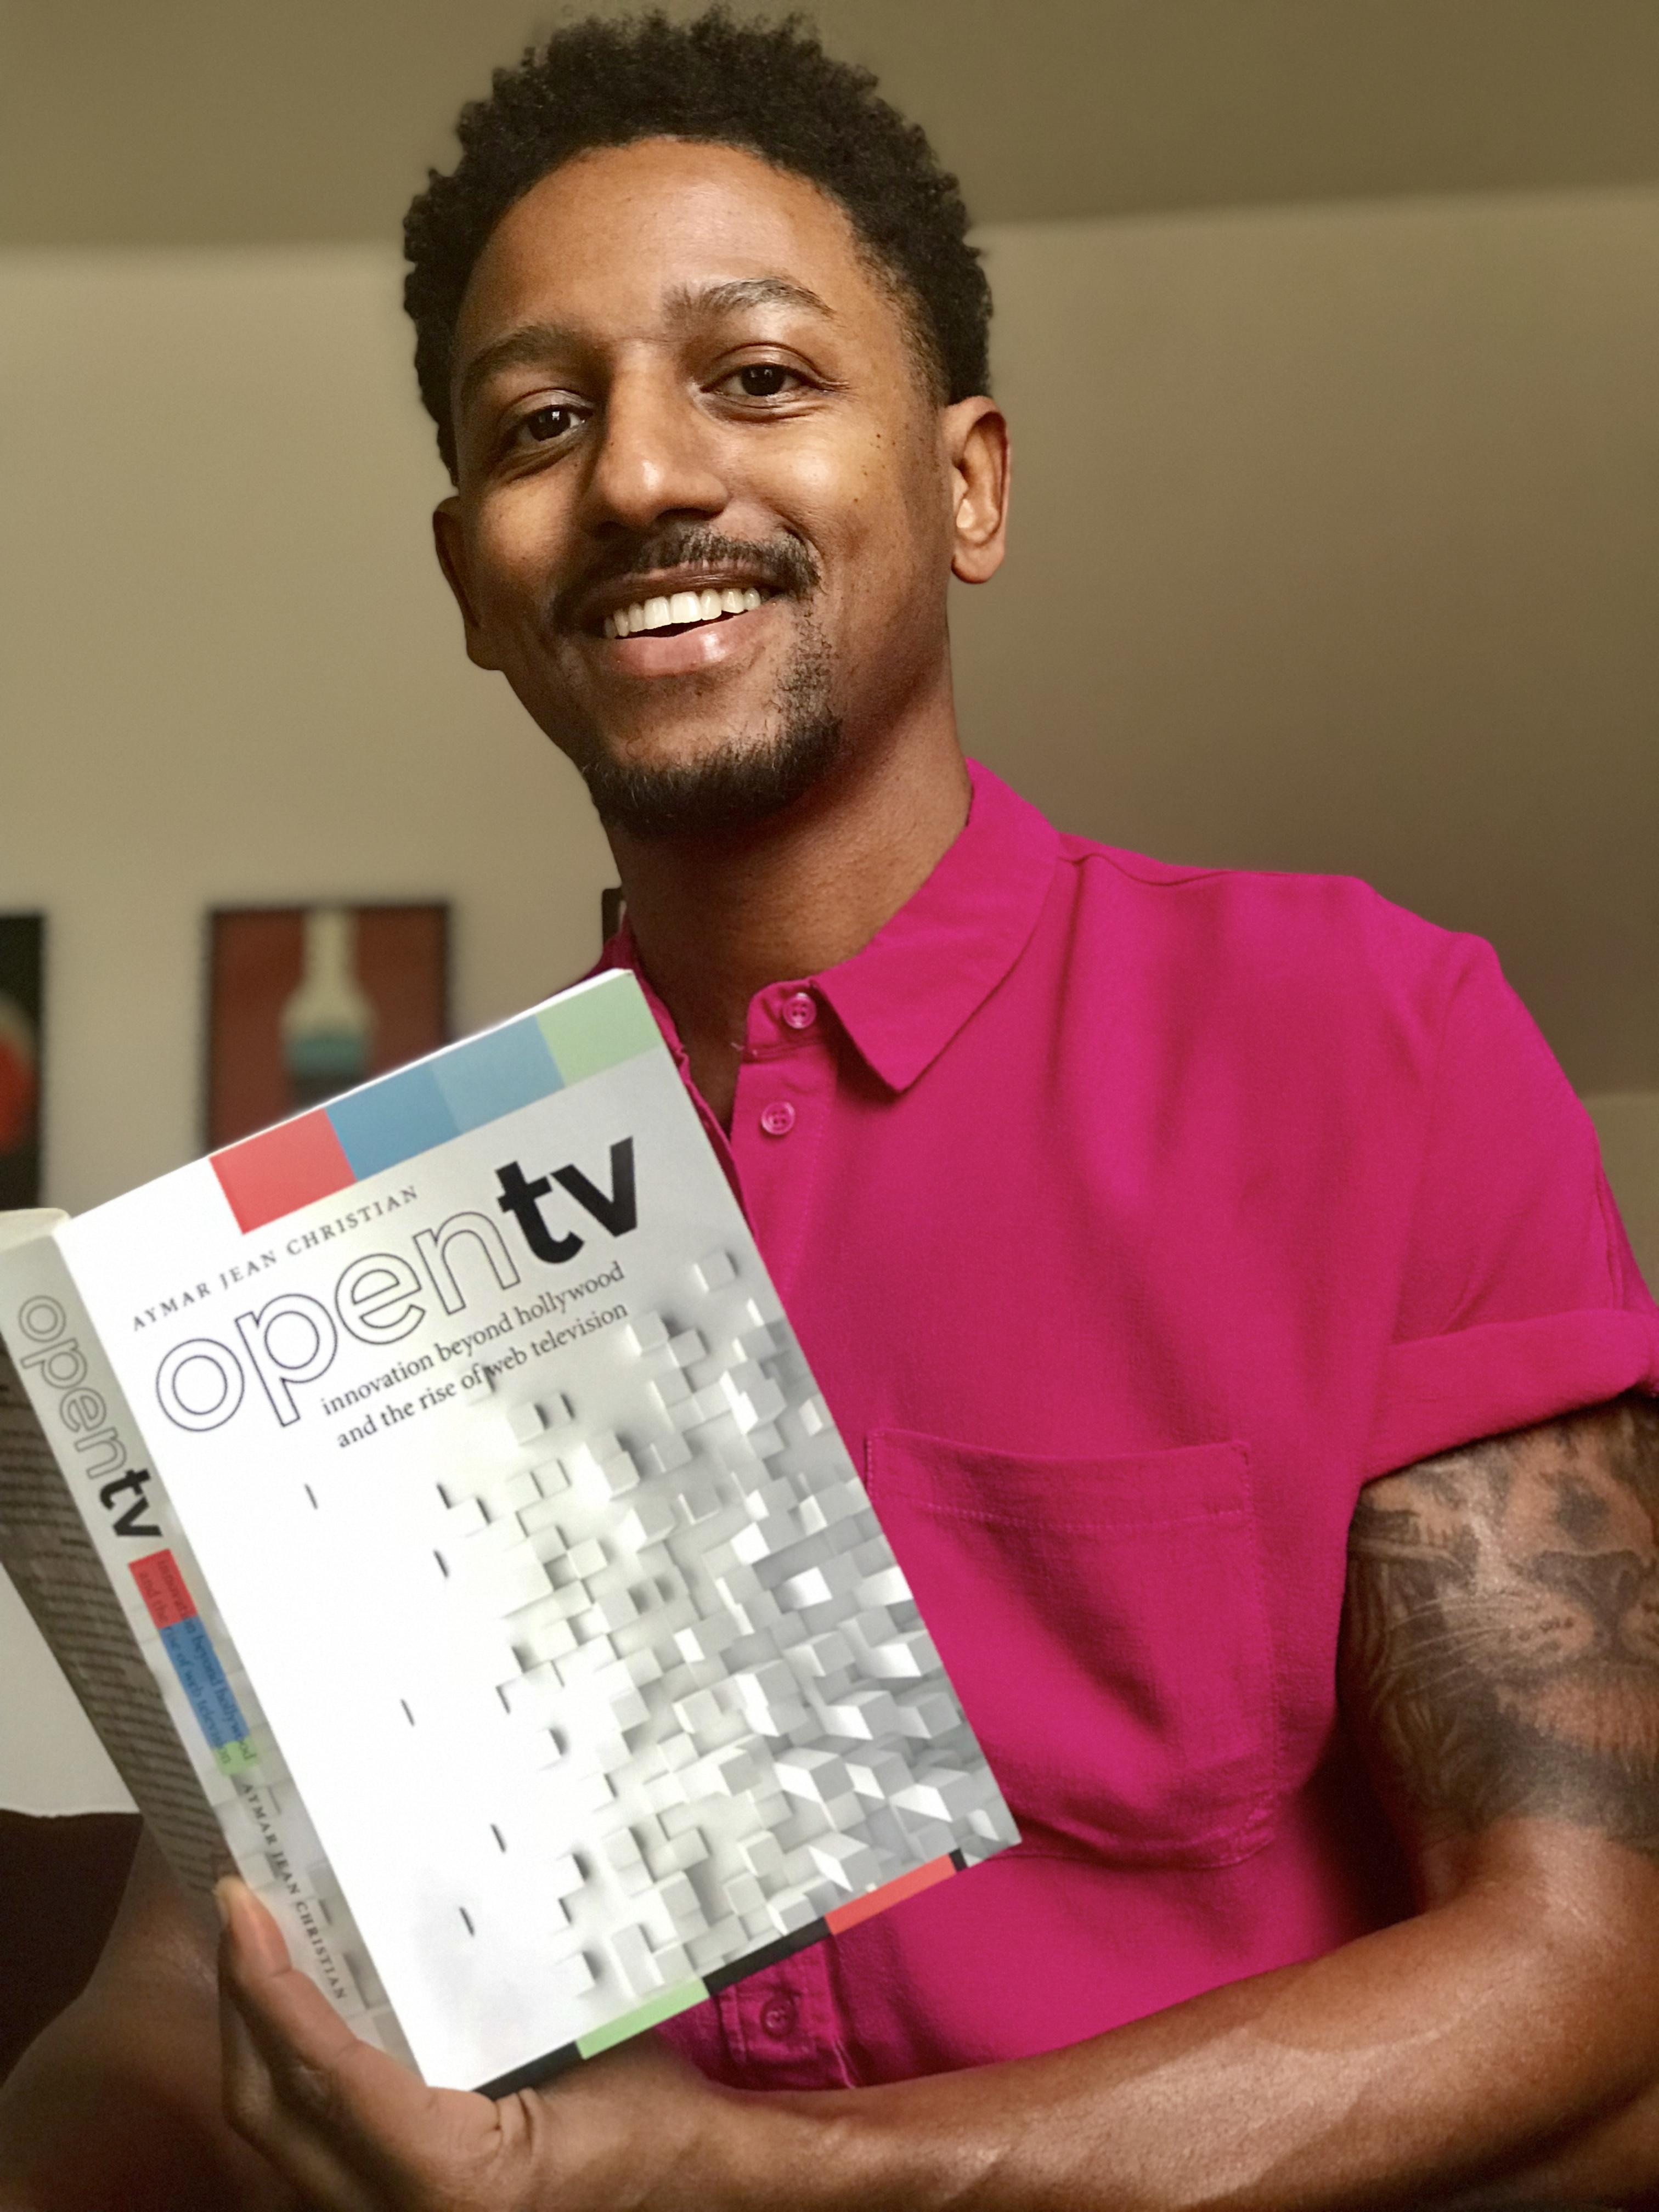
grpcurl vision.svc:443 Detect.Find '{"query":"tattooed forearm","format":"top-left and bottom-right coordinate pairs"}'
top-left (1341, 1395), bottom-right (1659, 1865)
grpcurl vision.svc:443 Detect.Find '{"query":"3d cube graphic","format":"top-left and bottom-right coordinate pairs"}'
top-left (391, 1229), bottom-right (1017, 2091)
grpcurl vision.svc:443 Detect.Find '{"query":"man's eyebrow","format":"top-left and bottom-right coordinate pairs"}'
top-left (663, 276), bottom-right (836, 323)
top-left (454, 322), bottom-right (577, 420)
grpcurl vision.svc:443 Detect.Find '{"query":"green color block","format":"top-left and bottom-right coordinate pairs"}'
top-left (215, 1737), bottom-right (260, 1774)
top-left (537, 977), bottom-right (661, 1085)
top-left (575, 1978), bottom-right (709, 2057)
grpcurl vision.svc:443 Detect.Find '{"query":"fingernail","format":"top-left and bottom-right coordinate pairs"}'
top-left (213, 1876), bottom-right (237, 1931)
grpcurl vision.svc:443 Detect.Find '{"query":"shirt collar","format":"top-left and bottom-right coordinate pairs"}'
top-left (811, 760), bottom-right (1058, 1091)
top-left (602, 759), bottom-right (1059, 1094)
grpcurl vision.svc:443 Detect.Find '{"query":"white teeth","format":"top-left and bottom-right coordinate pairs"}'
top-left (606, 585), bottom-right (770, 639)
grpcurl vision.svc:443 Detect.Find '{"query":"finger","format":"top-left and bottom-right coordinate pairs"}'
top-left (220, 1966), bottom-right (381, 2212)
top-left (217, 1878), bottom-right (417, 2207)
top-left (218, 1878), bottom-right (419, 2131)
top-left (218, 1878), bottom-right (506, 2205)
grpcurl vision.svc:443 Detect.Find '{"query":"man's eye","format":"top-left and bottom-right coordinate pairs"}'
top-left (731, 364), bottom-right (795, 398)
top-left (514, 404), bottom-right (579, 446)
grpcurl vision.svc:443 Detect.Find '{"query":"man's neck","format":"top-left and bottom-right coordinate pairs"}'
top-left (610, 725), bottom-right (971, 1127)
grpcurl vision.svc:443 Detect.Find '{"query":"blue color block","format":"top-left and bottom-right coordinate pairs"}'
top-left (160, 1615), bottom-right (250, 1750)
top-left (328, 1064), bottom-right (458, 1178)
top-left (432, 1017), bottom-right (562, 1133)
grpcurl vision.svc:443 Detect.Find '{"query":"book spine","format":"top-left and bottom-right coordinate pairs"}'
top-left (0, 1223), bottom-right (408, 2059)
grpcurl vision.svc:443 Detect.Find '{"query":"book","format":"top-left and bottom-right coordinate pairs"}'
top-left (0, 970), bottom-right (1017, 2092)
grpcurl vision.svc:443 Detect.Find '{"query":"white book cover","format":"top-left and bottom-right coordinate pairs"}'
top-left (0, 970), bottom-right (1016, 2092)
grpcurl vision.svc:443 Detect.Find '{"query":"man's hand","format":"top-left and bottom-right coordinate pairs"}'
top-left (217, 1877), bottom-right (732, 2211)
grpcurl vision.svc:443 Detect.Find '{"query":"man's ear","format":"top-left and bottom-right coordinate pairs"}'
top-left (943, 397), bottom-right (1009, 586)
top-left (432, 497), bottom-right (503, 671)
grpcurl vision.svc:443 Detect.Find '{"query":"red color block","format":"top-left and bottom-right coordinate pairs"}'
top-left (129, 1549), bottom-right (196, 1630)
top-left (825, 1853), bottom-right (955, 1937)
top-left (212, 1111), bottom-right (354, 1233)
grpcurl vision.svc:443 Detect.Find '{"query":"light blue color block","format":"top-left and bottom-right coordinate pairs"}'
top-left (329, 1064), bottom-right (457, 1178)
top-left (433, 1018), bottom-right (562, 1133)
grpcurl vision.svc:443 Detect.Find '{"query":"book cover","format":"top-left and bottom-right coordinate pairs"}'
top-left (0, 970), bottom-right (1017, 2092)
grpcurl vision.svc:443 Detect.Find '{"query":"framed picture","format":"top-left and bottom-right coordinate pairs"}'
top-left (205, 904), bottom-right (449, 1150)
top-left (0, 915), bottom-right (45, 1209)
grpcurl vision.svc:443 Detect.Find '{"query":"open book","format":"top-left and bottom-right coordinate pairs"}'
top-left (0, 971), bottom-right (1015, 2091)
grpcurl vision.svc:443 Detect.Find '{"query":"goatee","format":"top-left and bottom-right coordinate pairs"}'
top-left (578, 647), bottom-right (847, 842)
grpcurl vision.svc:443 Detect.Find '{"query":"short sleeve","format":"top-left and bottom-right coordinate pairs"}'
top-left (1363, 936), bottom-right (1659, 1478)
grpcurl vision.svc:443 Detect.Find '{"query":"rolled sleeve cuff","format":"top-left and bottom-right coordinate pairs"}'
top-left (1364, 1307), bottom-right (1659, 1481)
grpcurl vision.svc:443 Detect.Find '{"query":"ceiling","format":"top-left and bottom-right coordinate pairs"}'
top-left (4, 0), bottom-right (1659, 246)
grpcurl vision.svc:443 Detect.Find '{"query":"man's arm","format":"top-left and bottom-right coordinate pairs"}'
top-left (1339, 1395), bottom-right (1659, 1875)
top-left (215, 1398), bottom-right (1659, 2211)
top-left (0, 1827), bottom-right (301, 2210)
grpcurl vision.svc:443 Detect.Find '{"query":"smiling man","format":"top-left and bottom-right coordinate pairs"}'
top-left (5, 13), bottom-right (1659, 2212)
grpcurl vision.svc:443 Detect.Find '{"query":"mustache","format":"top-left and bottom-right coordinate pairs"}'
top-left (547, 525), bottom-right (820, 631)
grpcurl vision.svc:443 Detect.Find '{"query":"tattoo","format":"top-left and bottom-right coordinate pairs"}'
top-left (1341, 1396), bottom-right (1659, 1866)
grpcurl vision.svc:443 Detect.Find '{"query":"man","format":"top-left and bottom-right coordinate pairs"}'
top-left (4, 13), bottom-right (1658, 2208)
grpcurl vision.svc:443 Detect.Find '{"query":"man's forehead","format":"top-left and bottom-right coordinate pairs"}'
top-left (454, 139), bottom-right (878, 360)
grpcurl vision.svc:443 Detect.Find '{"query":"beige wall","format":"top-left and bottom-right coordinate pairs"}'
top-left (1586, 1094), bottom-right (1659, 1294)
top-left (5, 188), bottom-right (1659, 1808)
top-left (0, 1570), bottom-right (130, 1814)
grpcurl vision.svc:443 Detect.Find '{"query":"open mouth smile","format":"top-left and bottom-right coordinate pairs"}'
top-left (601, 586), bottom-right (771, 640)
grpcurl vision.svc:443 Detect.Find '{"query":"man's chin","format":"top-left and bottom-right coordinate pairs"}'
top-left (579, 717), bottom-right (848, 842)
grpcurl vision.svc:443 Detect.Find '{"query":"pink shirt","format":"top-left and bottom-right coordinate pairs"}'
top-left (603, 760), bottom-right (1659, 2090)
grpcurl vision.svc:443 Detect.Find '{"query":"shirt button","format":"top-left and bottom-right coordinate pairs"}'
top-left (760, 1101), bottom-right (796, 1137)
top-left (759, 1996), bottom-right (797, 2038)
top-left (781, 991), bottom-right (816, 1030)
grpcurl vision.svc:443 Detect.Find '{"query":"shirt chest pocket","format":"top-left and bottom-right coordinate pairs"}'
top-left (865, 1430), bottom-right (1278, 1869)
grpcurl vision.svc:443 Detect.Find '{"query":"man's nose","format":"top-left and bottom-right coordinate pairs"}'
top-left (582, 368), bottom-right (729, 534)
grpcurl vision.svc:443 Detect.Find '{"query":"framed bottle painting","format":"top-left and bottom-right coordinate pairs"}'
top-left (0, 915), bottom-right (45, 1209)
top-left (205, 904), bottom-right (449, 1150)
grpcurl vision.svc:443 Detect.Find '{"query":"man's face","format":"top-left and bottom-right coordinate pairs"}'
top-left (436, 138), bottom-right (995, 838)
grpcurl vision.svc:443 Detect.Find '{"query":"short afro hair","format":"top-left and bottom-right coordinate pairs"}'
top-left (403, 8), bottom-right (991, 474)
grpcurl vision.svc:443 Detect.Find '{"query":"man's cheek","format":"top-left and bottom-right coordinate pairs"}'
top-left (474, 498), bottom-right (561, 599)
